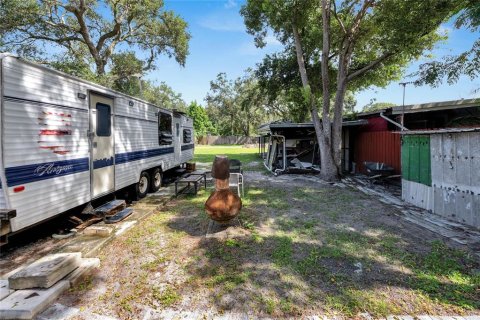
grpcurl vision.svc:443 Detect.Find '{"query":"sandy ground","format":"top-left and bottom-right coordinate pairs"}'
top-left (37, 170), bottom-right (480, 319)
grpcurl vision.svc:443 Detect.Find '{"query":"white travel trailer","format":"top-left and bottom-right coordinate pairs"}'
top-left (0, 54), bottom-right (195, 240)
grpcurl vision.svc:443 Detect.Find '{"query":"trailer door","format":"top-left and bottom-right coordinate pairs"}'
top-left (173, 116), bottom-right (182, 163)
top-left (89, 93), bottom-right (115, 198)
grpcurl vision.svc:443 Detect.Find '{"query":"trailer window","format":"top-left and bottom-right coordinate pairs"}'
top-left (96, 103), bottom-right (111, 136)
top-left (158, 112), bottom-right (173, 145)
top-left (183, 129), bottom-right (192, 143)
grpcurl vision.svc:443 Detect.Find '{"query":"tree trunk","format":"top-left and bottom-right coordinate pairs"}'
top-left (331, 53), bottom-right (349, 174)
top-left (311, 109), bottom-right (337, 181)
top-left (318, 0), bottom-right (339, 181)
top-left (95, 60), bottom-right (106, 76)
top-left (292, 20), bottom-right (339, 181)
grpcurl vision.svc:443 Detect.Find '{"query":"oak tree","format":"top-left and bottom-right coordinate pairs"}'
top-left (0, 0), bottom-right (190, 75)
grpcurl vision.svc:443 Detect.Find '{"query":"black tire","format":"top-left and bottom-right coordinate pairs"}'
top-left (136, 171), bottom-right (150, 199)
top-left (150, 168), bottom-right (162, 192)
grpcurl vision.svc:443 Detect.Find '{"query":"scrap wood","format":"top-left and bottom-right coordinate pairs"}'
top-left (69, 216), bottom-right (84, 225)
top-left (75, 217), bottom-right (102, 231)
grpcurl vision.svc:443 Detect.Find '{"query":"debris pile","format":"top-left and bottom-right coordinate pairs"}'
top-left (0, 252), bottom-right (99, 319)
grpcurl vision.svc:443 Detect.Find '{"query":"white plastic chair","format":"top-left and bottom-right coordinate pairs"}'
top-left (229, 173), bottom-right (244, 198)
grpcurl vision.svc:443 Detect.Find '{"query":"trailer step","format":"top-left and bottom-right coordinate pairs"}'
top-left (0, 209), bottom-right (16, 220)
top-left (104, 208), bottom-right (133, 224)
top-left (94, 200), bottom-right (126, 217)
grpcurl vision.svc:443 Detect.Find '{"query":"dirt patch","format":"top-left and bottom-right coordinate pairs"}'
top-left (51, 171), bottom-right (480, 319)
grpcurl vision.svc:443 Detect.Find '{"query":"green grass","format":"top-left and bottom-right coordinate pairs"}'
top-left (193, 145), bottom-right (259, 164)
top-left (153, 286), bottom-right (181, 306)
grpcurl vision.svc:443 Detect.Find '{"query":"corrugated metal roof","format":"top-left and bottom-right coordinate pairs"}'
top-left (259, 120), bottom-right (368, 132)
top-left (399, 127), bottom-right (480, 135)
top-left (391, 98), bottom-right (480, 115)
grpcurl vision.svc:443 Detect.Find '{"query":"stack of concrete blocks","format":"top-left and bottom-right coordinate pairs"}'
top-left (0, 252), bottom-right (99, 319)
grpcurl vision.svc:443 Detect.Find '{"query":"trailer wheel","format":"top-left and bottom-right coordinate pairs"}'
top-left (150, 168), bottom-right (162, 192)
top-left (136, 172), bottom-right (150, 198)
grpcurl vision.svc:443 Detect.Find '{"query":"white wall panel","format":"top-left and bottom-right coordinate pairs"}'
top-left (430, 132), bottom-right (480, 228)
top-left (9, 171), bottom-right (90, 231)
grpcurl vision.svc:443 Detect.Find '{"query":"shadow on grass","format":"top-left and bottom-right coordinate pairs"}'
top-left (164, 178), bottom-right (480, 317)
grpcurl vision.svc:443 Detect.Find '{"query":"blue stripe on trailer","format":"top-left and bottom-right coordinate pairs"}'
top-left (5, 158), bottom-right (90, 187)
top-left (181, 144), bottom-right (195, 151)
top-left (5, 147), bottom-right (175, 187)
top-left (93, 157), bottom-right (114, 169)
top-left (115, 147), bottom-right (174, 165)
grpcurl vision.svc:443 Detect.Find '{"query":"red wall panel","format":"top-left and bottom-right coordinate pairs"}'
top-left (355, 131), bottom-right (401, 174)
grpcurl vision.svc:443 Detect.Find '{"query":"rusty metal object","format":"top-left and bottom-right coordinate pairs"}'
top-left (205, 155), bottom-right (242, 222)
top-left (211, 155), bottom-right (230, 180)
top-left (205, 189), bottom-right (242, 222)
top-left (215, 178), bottom-right (229, 190)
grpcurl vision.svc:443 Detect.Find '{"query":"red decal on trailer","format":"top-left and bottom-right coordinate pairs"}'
top-left (39, 130), bottom-right (72, 136)
top-left (13, 186), bottom-right (25, 193)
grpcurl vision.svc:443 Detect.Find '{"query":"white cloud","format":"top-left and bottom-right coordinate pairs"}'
top-left (224, 0), bottom-right (237, 9)
top-left (264, 35), bottom-right (281, 46)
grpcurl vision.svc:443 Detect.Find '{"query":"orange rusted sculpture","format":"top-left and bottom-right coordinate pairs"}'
top-left (205, 155), bottom-right (242, 222)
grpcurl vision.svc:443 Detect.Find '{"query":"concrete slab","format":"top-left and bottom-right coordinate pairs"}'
top-left (0, 280), bottom-right (69, 320)
top-left (65, 258), bottom-right (100, 287)
top-left (36, 303), bottom-right (79, 320)
top-left (59, 236), bottom-right (112, 258)
top-left (83, 226), bottom-right (113, 237)
top-left (0, 280), bottom-right (12, 301)
top-left (57, 184), bottom-right (174, 259)
top-left (8, 253), bottom-right (81, 290)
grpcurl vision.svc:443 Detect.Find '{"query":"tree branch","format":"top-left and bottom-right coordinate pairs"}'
top-left (331, 1), bottom-right (347, 34)
top-left (347, 52), bottom-right (394, 81)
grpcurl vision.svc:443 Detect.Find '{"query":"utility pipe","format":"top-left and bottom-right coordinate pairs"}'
top-left (380, 112), bottom-right (408, 131)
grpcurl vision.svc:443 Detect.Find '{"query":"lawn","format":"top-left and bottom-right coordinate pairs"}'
top-left (59, 145), bottom-right (480, 319)
top-left (193, 144), bottom-right (259, 164)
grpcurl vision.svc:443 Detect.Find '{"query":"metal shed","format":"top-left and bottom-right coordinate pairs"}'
top-left (401, 128), bottom-right (480, 228)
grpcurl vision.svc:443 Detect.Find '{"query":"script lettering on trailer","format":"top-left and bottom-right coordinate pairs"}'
top-left (33, 163), bottom-right (74, 177)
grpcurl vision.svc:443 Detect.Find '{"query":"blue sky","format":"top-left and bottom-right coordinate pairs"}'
top-left (150, 0), bottom-right (480, 111)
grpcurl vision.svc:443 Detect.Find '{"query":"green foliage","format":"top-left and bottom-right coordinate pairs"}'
top-left (142, 81), bottom-right (187, 111)
top-left (362, 102), bottom-right (396, 113)
top-left (416, 1), bottom-right (480, 87)
top-left (110, 52), bottom-right (144, 96)
top-left (206, 72), bottom-right (274, 136)
top-left (243, 0), bottom-right (459, 96)
top-left (187, 101), bottom-right (215, 138)
top-left (0, 0), bottom-right (190, 75)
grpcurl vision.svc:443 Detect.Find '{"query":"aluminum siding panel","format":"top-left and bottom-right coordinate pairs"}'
top-left (3, 57), bottom-right (89, 111)
top-left (402, 179), bottom-right (434, 211)
top-left (0, 57), bottom-right (7, 209)
top-left (2, 58), bottom-right (91, 231)
top-left (114, 112), bottom-right (176, 190)
top-left (430, 132), bottom-right (480, 228)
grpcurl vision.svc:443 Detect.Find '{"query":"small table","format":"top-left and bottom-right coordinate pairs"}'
top-left (175, 175), bottom-right (204, 197)
top-left (188, 170), bottom-right (210, 189)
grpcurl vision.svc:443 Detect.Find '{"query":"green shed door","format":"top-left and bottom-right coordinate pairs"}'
top-left (401, 135), bottom-right (431, 186)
